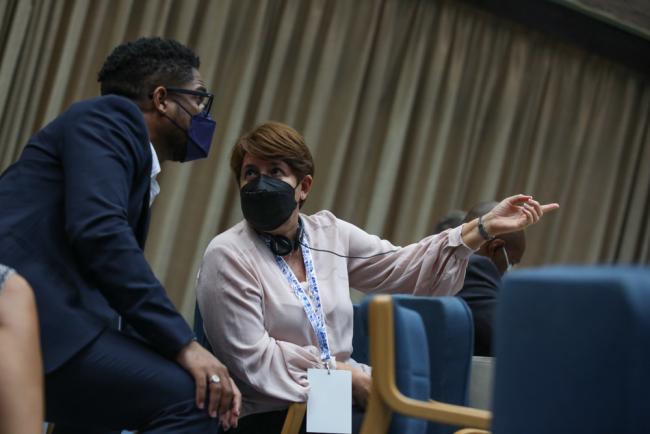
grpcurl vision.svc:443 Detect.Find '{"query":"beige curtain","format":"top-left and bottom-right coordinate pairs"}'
top-left (1, 0), bottom-right (648, 319)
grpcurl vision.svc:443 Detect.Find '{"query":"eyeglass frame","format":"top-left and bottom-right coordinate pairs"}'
top-left (165, 87), bottom-right (214, 116)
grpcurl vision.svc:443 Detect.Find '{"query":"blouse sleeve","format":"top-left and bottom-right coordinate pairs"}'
top-left (196, 244), bottom-right (322, 403)
top-left (340, 219), bottom-right (475, 296)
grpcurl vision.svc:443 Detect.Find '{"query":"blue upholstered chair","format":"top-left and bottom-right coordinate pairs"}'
top-left (362, 266), bottom-right (650, 434)
top-left (491, 266), bottom-right (650, 434)
top-left (357, 297), bottom-right (432, 434)
top-left (353, 296), bottom-right (475, 434)
top-left (360, 295), bottom-right (489, 434)
top-left (394, 296), bottom-right (474, 434)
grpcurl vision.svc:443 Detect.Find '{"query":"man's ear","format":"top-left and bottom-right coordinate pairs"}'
top-left (485, 238), bottom-right (505, 258)
top-left (151, 86), bottom-right (168, 114)
top-left (299, 174), bottom-right (313, 201)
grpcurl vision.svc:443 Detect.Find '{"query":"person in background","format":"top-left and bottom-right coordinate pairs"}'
top-left (0, 265), bottom-right (42, 434)
top-left (457, 201), bottom-right (526, 356)
top-left (433, 209), bottom-right (467, 234)
top-left (0, 37), bottom-right (240, 433)
top-left (196, 121), bottom-right (558, 434)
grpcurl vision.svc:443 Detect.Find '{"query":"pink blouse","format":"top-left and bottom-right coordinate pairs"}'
top-left (196, 210), bottom-right (474, 417)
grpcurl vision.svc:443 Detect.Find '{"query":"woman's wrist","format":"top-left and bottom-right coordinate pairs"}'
top-left (460, 210), bottom-right (503, 251)
top-left (477, 215), bottom-right (495, 241)
top-left (461, 219), bottom-right (486, 251)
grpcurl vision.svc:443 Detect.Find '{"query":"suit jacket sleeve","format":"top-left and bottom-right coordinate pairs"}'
top-left (60, 97), bottom-right (193, 356)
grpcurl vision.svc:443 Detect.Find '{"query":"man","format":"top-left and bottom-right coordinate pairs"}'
top-left (433, 209), bottom-right (466, 234)
top-left (457, 201), bottom-right (526, 357)
top-left (0, 37), bottom-right (240, 433)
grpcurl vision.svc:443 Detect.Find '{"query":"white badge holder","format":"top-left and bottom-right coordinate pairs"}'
top-left (307, 365), bottom-right (352, 433)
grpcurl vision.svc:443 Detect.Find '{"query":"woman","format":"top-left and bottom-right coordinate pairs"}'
top-left (0, 265), bottom-right (43, 434)
top-left (196, 122), bottom-right (558, 433)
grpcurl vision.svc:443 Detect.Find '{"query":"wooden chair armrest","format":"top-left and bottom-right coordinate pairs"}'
top-left (368, 295), bottom-right (492, 430)
top-left (281, 402), bottom-right (307, 434)
top-left (454, 429), bottom-right (491, 434)
top-left (384, 395), bottom-right (491, 429)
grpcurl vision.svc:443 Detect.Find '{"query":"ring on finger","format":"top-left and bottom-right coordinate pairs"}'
top-left (209, 374), bottom-right (221, 384)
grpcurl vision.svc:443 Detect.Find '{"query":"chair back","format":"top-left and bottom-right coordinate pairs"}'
top-left (351, 304), bottom-right (367, 363)
top-left (393, 296), bottom-right (473, 434)
top-left (492, 266), bottom-right (650, 434)
top-left (359, 297), bottom-right (431, 434)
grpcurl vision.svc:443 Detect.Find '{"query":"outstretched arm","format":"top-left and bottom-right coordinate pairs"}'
top-left (461, 194), bottom-right (559, 250)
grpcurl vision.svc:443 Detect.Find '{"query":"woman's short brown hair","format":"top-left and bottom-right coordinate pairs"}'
top-left (230, 121), bottom-right (315, 184)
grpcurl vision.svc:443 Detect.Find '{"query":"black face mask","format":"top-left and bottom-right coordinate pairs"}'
top-left (240, 175), bottom-right (298, 231)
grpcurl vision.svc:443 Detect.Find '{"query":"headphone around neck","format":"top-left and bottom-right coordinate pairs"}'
top-left (262, 217), bottom-right (398, 259)
top-left (263, 219), bottom-right (305, 257)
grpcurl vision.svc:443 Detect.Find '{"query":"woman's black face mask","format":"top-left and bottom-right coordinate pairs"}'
top-left (240, 175), bottom-right (299, 232)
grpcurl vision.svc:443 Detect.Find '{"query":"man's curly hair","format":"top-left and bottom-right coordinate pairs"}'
top-left (97, 37), bottom-right (200, 101)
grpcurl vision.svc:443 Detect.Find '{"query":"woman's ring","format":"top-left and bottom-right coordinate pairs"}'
top-left (209, 374), bottom-right (221, 384)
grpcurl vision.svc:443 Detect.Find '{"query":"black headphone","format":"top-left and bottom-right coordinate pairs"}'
top-left (263, 217), bottom-right (399, 259)
top-left (263, 219), bottom-right (305, 257)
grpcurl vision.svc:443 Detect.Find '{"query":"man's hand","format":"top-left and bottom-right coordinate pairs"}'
top-left (175, 340), bottom-right (241, 419)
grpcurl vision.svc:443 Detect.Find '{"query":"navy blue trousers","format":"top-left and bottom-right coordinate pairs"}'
top-left (45, 329), bottom-right (218, 433)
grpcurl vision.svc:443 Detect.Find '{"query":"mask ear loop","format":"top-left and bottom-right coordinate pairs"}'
top-left (295, 177), bottom-right (308, 208)
top-left (501, 246), bottom-right (512, 271)
top-left (150, 91), bottom-right (189, 133)
top-left (162, 98), bottom-right (193, 135)
top-left (172, 98), bottom-right (197, 118)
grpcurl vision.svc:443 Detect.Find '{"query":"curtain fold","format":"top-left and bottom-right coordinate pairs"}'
top-left (1, 0), bottom-right (648, 318)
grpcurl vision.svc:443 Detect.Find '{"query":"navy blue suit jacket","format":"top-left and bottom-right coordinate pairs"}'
top-left (0, 95), bottom-right (193, 372)
top-left (457, 254), bottom-right (501, 357)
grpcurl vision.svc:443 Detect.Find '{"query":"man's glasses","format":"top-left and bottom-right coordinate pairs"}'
top-left (166, 87), bottom-right (214, 116)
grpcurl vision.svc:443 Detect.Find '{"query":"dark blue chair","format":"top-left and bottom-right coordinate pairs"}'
top-left (353, 296), bottom-right (475, 434)
top-left (358, 296), bottom-right (431, 434)
top-left (492, 266), bottom-right (650, 434)
top-left (379, 266), bottom-right (650, 434)
top-left (394, 296), bottom-right (474, 434)
top-left (359, 295), bottom-right (489, 434)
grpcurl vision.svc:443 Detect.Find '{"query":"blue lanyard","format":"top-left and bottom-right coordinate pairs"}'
top-left (264, 229), bottom-right (333, 367)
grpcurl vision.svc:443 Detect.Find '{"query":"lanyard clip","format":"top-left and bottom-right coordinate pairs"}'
top-left (325, 355), bottom-right (336, 375)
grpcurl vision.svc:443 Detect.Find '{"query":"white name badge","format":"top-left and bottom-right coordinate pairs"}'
top-left (306, 368), bottom-right (352, 433)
